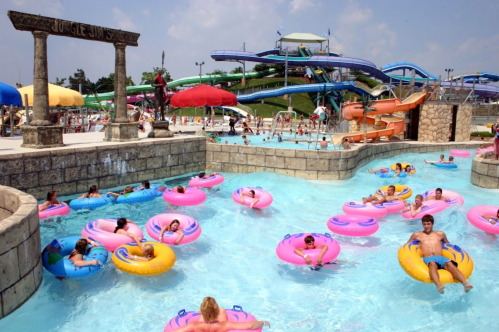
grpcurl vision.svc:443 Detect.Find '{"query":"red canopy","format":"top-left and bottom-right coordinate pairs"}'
top-left (170, 84), bottom-right (238, 108)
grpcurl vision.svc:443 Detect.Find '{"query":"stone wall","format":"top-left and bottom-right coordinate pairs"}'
top-left (418, 102), bottom-right (452, 142)
top-left (206, 141), bottom-right (481, 180)
top-left (0, 137), bottom-right (206, 200)
top-left (471, 150), bottom-right (499, 189)
top-left (455, 105), bottom-right (473, 142)
top-left (0, 185), bottom-right (41, 318)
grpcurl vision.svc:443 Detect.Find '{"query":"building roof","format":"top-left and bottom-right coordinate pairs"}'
top-left (280, 33), bottom-right (327, 43)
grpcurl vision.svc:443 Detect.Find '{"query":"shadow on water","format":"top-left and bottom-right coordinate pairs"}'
top-left (171, 240), bottom-right (212, 260)
top-left (336, 236), bottom-right (381, 248)
top-left (276, 260), bottom-right (356, 285)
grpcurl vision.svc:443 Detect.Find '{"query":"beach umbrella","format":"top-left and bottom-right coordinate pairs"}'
top-left (0, 82), bottom-right (23, 106)
top-left (170, 84), bottom-right (237, 108)
top-left (17, 83), bottom-right (84, 107)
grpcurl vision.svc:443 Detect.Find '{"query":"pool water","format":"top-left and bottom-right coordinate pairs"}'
top-left (215, 131), bottom-right (343, 150)
top-left (1, 149), bottom-right (498, 331)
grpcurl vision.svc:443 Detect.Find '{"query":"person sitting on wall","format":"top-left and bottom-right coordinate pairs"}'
top-left (39, 190), bottom-right (62, 211)
top-left (342, 138), bottom-right (351, 150)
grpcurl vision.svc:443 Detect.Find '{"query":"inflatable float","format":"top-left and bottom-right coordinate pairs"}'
top-left (163, 187), bottom-right (206, 206)
top-left (390, 163), bottom-right (416, 174)
top-left (467, 205), bottom-right (499, 234)
top-left (401, 200), bottom-right (448, 219)
top-left (276, 233), bottom-right (340, 265)
top-left (450, 150), bottom-right (471, 157)
top-left (69, 196), bottom-right (113, 210)
top-left (422, 189), bottom-right (464, 206)
top-left (327, 214), bottom-right (379, 237)
top-left (146, 213), bottom-right (202, 245)
top-left (342, 201), bottom-right (388, 218)
top-left (232, 187), bottom-right (273, 208)
top-left (188, 174), bottom-right (224, 187)
top-left (112, 242), bottom-right (176, 276)
top-left (375, 185), bottom-right (412, 200)
top-left (81, 218), bottom-right (144, 252)
top-left (39, 203), bottom-right (70, 219)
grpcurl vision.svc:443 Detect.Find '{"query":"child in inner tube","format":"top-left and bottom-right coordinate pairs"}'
top-left (114, 218), bottom-right (141, 242)
top-left (240, 189), bottom-right (259, 208)
top-left (68, 238), bottom-right (101, 267)
top-left (402, 194), bottom-right (425, 217)
top-left (134, 180), bottom-right (151, 191)
top-left (483, 209), bottom-right (499, 225)
top-left (159, 219), bottom-right (185, 245)
top-left (107, 186), bottom-right (133, 198)
top-left (176, 185), bottom-right (186, 194)
top-left (128, 237), bottom-right (155, 262)
top-left (78, 185), bottom-right (103, 198)
top-left (294, 235), bottom-right (329, 265)
top-left (39, 190), bottom-right (62, 211)
top-left (198, 172), bottom-right (219, 179)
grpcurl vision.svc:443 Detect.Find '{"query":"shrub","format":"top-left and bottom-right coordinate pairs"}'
top-left (471, 131), bottom-right (494, 137)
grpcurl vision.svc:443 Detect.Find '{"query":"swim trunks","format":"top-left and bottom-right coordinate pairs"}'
top-left (423, 256), bottom-right (457, 269)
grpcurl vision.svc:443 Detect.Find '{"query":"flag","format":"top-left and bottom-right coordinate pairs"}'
top-left (328, 28), bottom-right (330, 36)
top-left (277, 30), bottom-right (281, 36)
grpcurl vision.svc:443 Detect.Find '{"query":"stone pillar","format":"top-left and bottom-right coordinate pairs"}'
top-left (455, 105), bottom-right (473, 142)
top-left (31, 31), bottom-right (51, 126)
top-left (113, 43), bottom-right (128, 123)
top-left (103, 43), bottom-right (139, 142)
top-left (21, 31), bottom-right (64, 148)
top-left (418, 101), bottom-right (452, 142)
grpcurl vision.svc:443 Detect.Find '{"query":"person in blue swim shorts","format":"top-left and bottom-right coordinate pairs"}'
top-left (406, 214), bottom-right (473, 294)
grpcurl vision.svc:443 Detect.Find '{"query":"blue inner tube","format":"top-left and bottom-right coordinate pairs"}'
top-left (133, 184), bottom-right (164, 197)
top-left (432, 163), bottom-right (458, 168)
top-left (115, 188), bottom-right (158, 204)
top-left (69, 196), bottom-right (113, 210)
top-left (42, 236), bottom-right (108, 278)
top-left (375, 171), bottom-right (407, 178)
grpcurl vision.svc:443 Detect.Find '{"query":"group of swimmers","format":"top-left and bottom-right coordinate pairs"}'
top-left (368, 162), bottom-right (412, 178)
top-left (424, 154), bottom-right (455, 164)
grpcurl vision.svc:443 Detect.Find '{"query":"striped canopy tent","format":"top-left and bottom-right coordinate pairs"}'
top-left (280, 33), bottom-right (327, 44)
top-left (17, 83), bottom-right (84, 107)
top-left (0, 82), bottom-right (23, 106)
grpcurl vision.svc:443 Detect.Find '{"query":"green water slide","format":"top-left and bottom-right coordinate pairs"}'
top-left (83, 69), bottom-right (276, 104)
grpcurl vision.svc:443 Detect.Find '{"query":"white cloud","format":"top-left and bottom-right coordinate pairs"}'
top-left (12, 0), bottom-right (64, 17)
top-left (112, 8), bottom-right (137, 31)
top-left (289, 0), bottom-right (318, 14)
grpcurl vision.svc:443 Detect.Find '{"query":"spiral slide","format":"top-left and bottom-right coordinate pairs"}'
top-left (332, 91), bottom-right (426, 144)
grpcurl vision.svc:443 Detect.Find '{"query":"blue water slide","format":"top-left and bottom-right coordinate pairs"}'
top-left (236, 82), bottom-right (376, 103)
top-left (255, 48), bottom-right (280, 57)
top-left (381, 62), bottom-right (438, 80)
top-left (425, 81), bottom-right (499, 99)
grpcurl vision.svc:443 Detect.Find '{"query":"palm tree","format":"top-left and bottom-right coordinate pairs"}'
top-left (86, 82), bottom-right (108, 114)
top-left (354, 95), bottom-right (377, 144)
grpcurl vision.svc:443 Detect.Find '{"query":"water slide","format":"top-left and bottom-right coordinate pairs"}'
top-left (212, 50), bottom-right (499, 99)
top-left (332, 91), bottom-right (426, 144)
top-left (83, 69), bottom-right (277, 104)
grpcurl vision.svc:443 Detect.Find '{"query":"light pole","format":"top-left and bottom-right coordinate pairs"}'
top-left (195, 61), bottom-right (205, 84)
top-left (445, 68), bottom-right (454, 81)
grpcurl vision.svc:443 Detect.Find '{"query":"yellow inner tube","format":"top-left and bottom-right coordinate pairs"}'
top-left (375, 185), bottom-right (412, 199)
top-left (390, 163), bottom-right (416, 174)
top-left (398, 241), bottom-right (474, 283)
top-left (112, 242), bottom-right (176, 276)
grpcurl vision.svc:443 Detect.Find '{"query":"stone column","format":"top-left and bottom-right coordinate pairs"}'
top-left (113, 42), bottom-right (128, 123)
top-left (455, 105), bottom-right (472, 142)
top-left (31, 31), bottom-right (51, 126)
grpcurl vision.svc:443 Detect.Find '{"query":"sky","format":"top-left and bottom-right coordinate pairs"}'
top-left (1, 0), bottom-right (499, 87)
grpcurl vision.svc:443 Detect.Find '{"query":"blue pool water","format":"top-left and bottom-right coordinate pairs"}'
top-left (214, 131), bottom-right (343, 150)
top-left (1, 149), bottom-right (498, 331)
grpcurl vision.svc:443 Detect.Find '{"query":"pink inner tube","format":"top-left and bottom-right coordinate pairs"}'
top-left (232, 187), bottom-right (273, 208)
top-left (422, 189), bottom-right (464, 206)
top-left (450, 149), bottom-right (471, 157)
top-left (402, 200), bottom-right (448, 219)
top-left (476, 146), bottom-right (494, 154)
top-left (162, 187), bottom-right (207, 206)
top-left (38, 203), bottom-right (70, 219)
top-left (327, 214), bottom-right (379, 237)
top-left (188, 174), bottom-right (225, 188)
top-left (164, 307), bottom-right (261, 332)
top-left (81, 218), bottom-right (144, 251)
top-left (467, 205), bottom-right (499, 234)
top-left (146, 213), bottom-right (201, 245)
top-left (276, 233), bottom-right (340, 265)
top-left (342, 201), bottom-right (387, 218)
top-left (381, 200), bottom-right (407, 213)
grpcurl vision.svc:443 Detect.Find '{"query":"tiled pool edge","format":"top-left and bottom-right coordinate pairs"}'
top-left (471, 150), bottom-right (499, 189)
top-left (206, 141), bottom-right (483, 180)
top-left (0, 185), bottom-right (41, 319)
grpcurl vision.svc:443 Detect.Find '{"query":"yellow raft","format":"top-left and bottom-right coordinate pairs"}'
top-left (375, 185), bottom-right (412, 200)
top-left (112, 242), bottom-right (176, 276)
top-left (398, 240), bottom-right (474, 283)
top-left (390, 163), bottom-right (416, 174)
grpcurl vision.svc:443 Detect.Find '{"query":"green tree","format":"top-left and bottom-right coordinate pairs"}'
top-left (269, 64), bottom-right (285, 72)
top-left (67, 69), bottom-right (91, 94)
top-left (230, 66), bottom-right (243, 74)
top-left (349, 69), bottom-right (364, 77)
top-left (96, 73), bottom-right (135, 92)
top-left (85, 82), bottom-right (108, 113)
top-left (140, 67), bottom-right (172, 85)
top-left (206, 69), bottom-right (227, 75)
top-left (253, 63), bottom-right (270, 72)
top-left (52, 77), bottom-right (67, 86)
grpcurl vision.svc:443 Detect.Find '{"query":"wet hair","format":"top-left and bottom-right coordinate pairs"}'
top-left (322, 136), bottom-right (326, 141)
top-left (177, 186), bottom-right (185, 194)
top-left (440, 154), bottom-right (444, 159)
top-left (422, 214), bottom-right (434, 224)
top-left (114, 218), bottom-right (127, 233)
top-left (69, 239), bottom-right (89, 258)
top-left (396, 163), bottom-right (402, 171)
top-left (200, 297), bottom-right (220, 322)
top-left (143, 181), bottom-right (150, 189)
top-left (304, 235), bottom-right (315, 244)
top-left (405, 165), bottom-right (411, 171)
top-left (199, 172), bottom-right (206, 178)
top-left (496, 209), bottom-right (499, 218)
top-left (388, 185), bottom-right (396, 192)
top-left (46, 190), bottom-right (57, 202)
top-left (449, 156), bottom-right (454, 161)
top-left (88, 185), bottom-right (98, 195)
top-left (249, 190), bottom-right (255, 196)
top-left (123, 187), bottom-right (133, 194)
top-left (435, 188), bottom-right (443, 194)
top-left (143, 244), bottom-right (154, 258)
top-left (415, 194), bottom-right (423, 201)
top-left (169, 219), bottom-right (180, 228)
